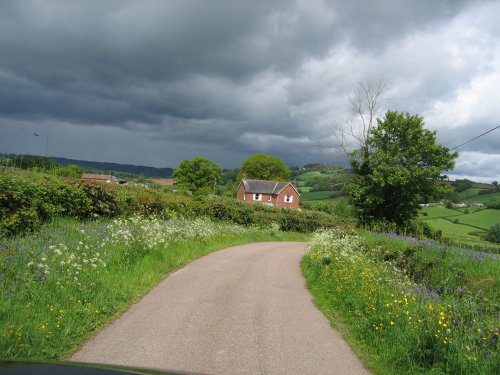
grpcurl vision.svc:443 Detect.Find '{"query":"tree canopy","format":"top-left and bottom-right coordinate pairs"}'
top-left (347, 111), bottom-right (458, 227)
top-left (173, 157), bottom-right (221, 192)
top-left (239, 153), bottom-right (291, 181)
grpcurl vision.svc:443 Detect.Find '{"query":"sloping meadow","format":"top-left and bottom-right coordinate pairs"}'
top-left (302, 229), bottom-right (499, 374)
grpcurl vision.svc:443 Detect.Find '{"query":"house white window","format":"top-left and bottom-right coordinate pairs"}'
top-left (284, 195), bottom-right (293, 203)
top-left (253, 193), bottom-right (262, 201)
top-left (268, 195), bottom-right (272, 202)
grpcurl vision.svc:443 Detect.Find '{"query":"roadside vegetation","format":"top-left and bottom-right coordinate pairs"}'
top-left (0, 215), bottom-right (308, 359)
top-left (1, 138), bottom-right (498, 372)
top-left (0, 162), bottom-right (338, 360)
top-left (0, 168), bottom-right (341, 238)
top-left (302, 228), bottom-right (499, 374)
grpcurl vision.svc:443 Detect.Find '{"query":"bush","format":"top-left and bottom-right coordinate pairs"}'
top-left (0, 169), bottom-right (341, 237)
top-left (485, 199), bottom-right (500, 209)
top-left (485, 223), bottom-right (500, 243)
top-left (0, 171), bottom-right (121, 236)
top-left (0, 172), bottom-right (92, 236)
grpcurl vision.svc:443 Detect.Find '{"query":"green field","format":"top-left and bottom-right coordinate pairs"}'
top-left (294, 171), bottom-right (324, 180)
top-left (458, 188), bottom-right (482, 199)
top-left (421, 206), bottom-right (500, 250)
top-left (465, 191), bottom-right (500, 204)
top-left (426, 217), bottom-right (485, 238)
top-left (295, 168), bottom-right (350, 202)
top-left (457, 209), bottom-right (500, 230)
top-left (301, 190), bottom-right (337, 201)
top-left (419, 206), bottom-right (462, 219)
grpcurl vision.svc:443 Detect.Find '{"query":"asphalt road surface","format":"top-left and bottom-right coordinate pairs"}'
top-left (71, 242), bottom-right (369, 375)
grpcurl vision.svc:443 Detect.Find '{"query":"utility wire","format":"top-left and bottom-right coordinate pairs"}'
top-left (449, 124), bottom-right (500, 150)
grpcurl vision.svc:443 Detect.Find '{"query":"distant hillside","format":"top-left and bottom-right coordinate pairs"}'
top-left (50, 156), bottom-right (173, 178)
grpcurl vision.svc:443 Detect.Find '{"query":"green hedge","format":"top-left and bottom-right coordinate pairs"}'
top-left (0, 169), bottom-right (340, 236)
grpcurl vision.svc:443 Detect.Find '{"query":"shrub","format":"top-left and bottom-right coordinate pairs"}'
top-left (485, 223), bottom-right (500, 243)
top-left (0, 172), bottom-right (92, 236)
top-left (0, 169), bottom-right (341, 237)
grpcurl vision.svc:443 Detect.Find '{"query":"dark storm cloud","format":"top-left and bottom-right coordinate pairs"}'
top-left (0, 0), bottom-right (498, 179)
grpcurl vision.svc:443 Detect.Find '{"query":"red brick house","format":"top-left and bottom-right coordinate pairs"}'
top-left (237, 179), bottom-right (300, 209)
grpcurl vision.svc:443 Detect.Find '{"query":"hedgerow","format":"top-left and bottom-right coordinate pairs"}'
top-left (0, 169), bottom-right (339, 236)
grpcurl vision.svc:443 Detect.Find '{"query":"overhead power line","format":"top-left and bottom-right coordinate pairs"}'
top-left (449, 124), bottom-right (500, 150)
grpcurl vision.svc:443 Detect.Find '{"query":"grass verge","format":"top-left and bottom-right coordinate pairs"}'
top-left (302, 228), bottom-right (499, 374)
top-left (0, 217), bottom-right (309, 360)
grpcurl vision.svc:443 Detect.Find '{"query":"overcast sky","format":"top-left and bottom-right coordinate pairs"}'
top-left (0, 0), bottom-right (499, 181)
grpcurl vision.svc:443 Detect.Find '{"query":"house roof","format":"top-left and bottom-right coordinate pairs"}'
top-left (81, 173), bottom-right (118, 182)
top-left (241, 179), bottom-right (299, 195)
top-left (151, 178), bottom-right (174, 186)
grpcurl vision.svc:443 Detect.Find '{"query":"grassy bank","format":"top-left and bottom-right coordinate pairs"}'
top-left (0, 217), bottom-right (309, 359)
top-left (302, 229), bottom-right (499, 374)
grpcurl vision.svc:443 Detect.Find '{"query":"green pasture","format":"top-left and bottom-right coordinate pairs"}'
top-left (465, 191), bottom-right (500, 204)
top-left (457, 209), bottom-right (500, 230)
top-left (301, 190), bottom-right (337, 201)
top-left (426, 217), bottom-right (484, 239)
top-left (457, 188), bottom-right (482, 200)
top-left (421, 207), bottom-right (499, 230)
top-left (419, 206), bottom-right (462, 219)
top-left (420, 206), bottom-right (500, 250)
top-left (294, 171), bottom-right (324, 180)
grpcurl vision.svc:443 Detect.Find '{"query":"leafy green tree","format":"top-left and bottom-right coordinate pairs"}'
top-left (173, 157), bottom-right (221, 193)
top-left (485, 223), bottom-right (500, 243)
top-left (454, 179), bottom-right (473, 193)
top-left (238, 153), bottom-right (291, 181)
top-left (347, 111), bottom-right (458, 227)
top-left (54, 164), bottom-right (84, 178)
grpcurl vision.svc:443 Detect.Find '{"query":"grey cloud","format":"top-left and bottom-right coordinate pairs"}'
top-left (0, 0), bottom-right (498, 179)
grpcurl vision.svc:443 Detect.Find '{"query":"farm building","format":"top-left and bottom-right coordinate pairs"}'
top-left (151, 178), bottom-right (175, 186)
top-left (81, 173), bottom-right (119, 184)
top-left (237, 179), bottom-right (300, 209)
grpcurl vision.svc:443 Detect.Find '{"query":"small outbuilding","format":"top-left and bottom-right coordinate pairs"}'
top-left (237, 179), bottom-right (300, 209)
top-left (81, 173), bottom-right (119, 184)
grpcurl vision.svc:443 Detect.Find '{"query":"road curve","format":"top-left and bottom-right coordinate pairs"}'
top-left (71, 242), bottom-right (369, 374)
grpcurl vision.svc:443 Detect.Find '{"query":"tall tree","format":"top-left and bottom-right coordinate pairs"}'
top-left (347, 111), bottom-right (458, 227)
top-left (239, 153), bottom-right (291, 181)
top-left (173, 157), bottom-right (221, 192)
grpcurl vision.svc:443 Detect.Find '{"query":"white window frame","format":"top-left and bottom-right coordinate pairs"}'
top-left (253, 193), bottom-right (262, 201)
top-left (284, 195), bottom-right (293, 203)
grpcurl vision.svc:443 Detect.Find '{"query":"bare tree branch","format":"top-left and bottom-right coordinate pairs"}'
top-left (334, 80), bottom-right (387, 157)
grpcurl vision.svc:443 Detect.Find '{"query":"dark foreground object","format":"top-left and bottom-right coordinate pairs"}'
top-left (0, 360), bottom-right (201, 375)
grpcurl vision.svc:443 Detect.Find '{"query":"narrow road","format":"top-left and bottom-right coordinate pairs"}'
top-left (71, 242), bottom-right (369, 374)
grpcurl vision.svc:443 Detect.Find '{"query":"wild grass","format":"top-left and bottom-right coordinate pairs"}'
top-left (302, 228), bottom-right (499, 374)
top-left (0, 216), bottom-right (309, 360)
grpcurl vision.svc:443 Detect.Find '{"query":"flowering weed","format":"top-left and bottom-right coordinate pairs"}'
top-left (0, 216), bottom-right (306, 359)
top-left (303, 228), bottom-right (499, 374)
